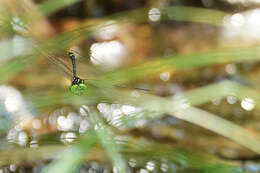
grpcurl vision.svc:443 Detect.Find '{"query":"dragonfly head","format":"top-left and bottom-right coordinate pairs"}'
top-left (70, 77), bottom-right (87, 96)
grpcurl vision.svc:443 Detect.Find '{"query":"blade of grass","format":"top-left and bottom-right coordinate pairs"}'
top-left (123, 138), bottom-right (240, 173)
top-left (0, 136), bottom-right (240, 172)
top-left (106, 6), bottom-right (227, 26)
top-left (99, 84), bottom-right (260, 154)
top-left (161, 6), bottom-right (227, 26)
top-left (173, 79), bottom-right (260, 109)
top-left (95, 46), bottom-right (260, 86)
top-left (0, 56), bottom-right (32, 84)
top-left (172, 107), bottom-right (260, 154)
top-left (119, 79), bottom-right (260, 130)
top-left (0, 145), bottom-right (66, 165)
top-left (88, 106), bottom-right (129, 173)
top-left (42, 130), bottom-right (98, 173)
top-left (36, 6), bottom-right (229, 54)
top-left (0, 5), bottom-right (230, 84)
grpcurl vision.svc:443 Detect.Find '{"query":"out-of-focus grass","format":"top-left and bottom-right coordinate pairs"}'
top-left (0, 56), bottom-right (32, 84)
top-left (160, 6), bottom-right (227, 26)
top-left (94, 46), bottom-right (260, 86)
top-left (0, 1), bottom-right (260, 173)
top-left (40, 6), bottom-right (228, 51)
top-left (0, 135), bottom-right (240, 173)
top-left (99, 82), bottom-right (260, 154)
top-left (41, 130), bottom-right (98, 173)
top-left (88, 107), bottom-right (129, 173)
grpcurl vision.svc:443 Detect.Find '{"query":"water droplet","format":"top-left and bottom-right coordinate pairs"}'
top-left (57, 116), bottom-right (73, 131)
top-left (225, 64), bottom-right (237, 75)
top-left (146, 161), bottom-right (155, 171)
top-left (30, 140), bottom-right (38, 148)
top-left (129, 158), bottom-right (137, 167)
top-left (17, 131), bottom-right (28, 146)
top-left (241, 98), bottom-right (255, 111)
top-left (60, 132), bottom-right (77, 143)
top-left (160, 72), bottom-right (170, 81)
top-left (10, 164), bottom-right (17, 172)
top-left (148, 8), bottom-right (161, 22)
top-left (226, 96), bottom-right (237, 104)
top-left (79, 119), bottom-right (91, 133)
top-left (212, 99), bottom-right (221, 105)
top-left (161, 163), bottom-right (168, 172)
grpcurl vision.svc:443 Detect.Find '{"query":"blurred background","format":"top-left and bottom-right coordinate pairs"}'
top-left (1, 0), bottom-right (260, 173)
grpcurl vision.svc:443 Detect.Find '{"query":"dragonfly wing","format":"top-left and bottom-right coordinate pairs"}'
top-left (47, 55), bottom-right (73, 79)
top-left (35, 47), bottom-right (73, 79)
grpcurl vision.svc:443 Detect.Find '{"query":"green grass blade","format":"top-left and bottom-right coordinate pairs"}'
top-left (89, 107), bottom-right (129, 173)
top-left (38, 6), bottom-right (229, 54)
top-left (42, 131), bottom-right (98, 173)
top-left (0, 136), bottom-right (241, 172)
top-left (0, 56), bottom-right (31, 84)
top-left (95, 46), bottom-right (260, 85)
top-left (161, 6), bottom-right (227, 26)
top-left (101, 86), bottom-right (260, 154)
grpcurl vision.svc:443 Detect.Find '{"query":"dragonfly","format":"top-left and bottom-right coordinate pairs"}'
top-left (36, 48), bottom-right (89, 96)
top-left (37, 46), bottom-right (149, 96)
top-left (68, 51), bottom-right (87, 95)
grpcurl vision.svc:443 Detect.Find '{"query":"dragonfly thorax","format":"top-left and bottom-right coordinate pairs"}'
top-left (72, 76), bottom-right (84, 85)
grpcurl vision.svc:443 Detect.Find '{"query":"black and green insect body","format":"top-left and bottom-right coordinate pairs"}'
top-left (41, 49), bottom-right (88, 96)
top-left (68, 52), bottom-right (87, 96)
top-left (70, 76), bottom-right (87, 95)
top-left (42, 49), bottom-right (147, 96)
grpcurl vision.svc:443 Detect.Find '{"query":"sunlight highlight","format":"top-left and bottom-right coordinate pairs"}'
top-left (97, 103), bottom-right (139, 129)
top-left (57, 115), bottom-right (73, 131)
top-left (222, 9), bottom-right (260, 43)
top-left (241, 98), bottom-right (255, 111)
top-left (90, 40), bottom-right (127, 69)
top-left (225, 64), bottom-right (237, 75)
top-left (226, 0), bottom-right (260, 4)
top-left (0, 85), bottom-right (33, 131)
top-left (146, 161), bottom-right (155, 171)
top-left (160, 72), bottom-right (171, 81)
top-left (17, 131), bottom-right (28, 146)
top-left (60, 132), bottom-right (77, 143)
top-left (128, 158), bottom-right (137, 167)
top-left (148, 8), bottom-right (161, 22)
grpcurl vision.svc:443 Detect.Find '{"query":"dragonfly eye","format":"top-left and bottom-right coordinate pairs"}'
top-left (70, 83), bottom-right (87, 96)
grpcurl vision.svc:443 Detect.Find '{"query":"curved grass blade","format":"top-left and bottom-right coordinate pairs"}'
top-left (88, 107), bottom-right (129, 173)
top-left (160, 6), bottom-right (227, 26)
top-left (0, 5), bottom-right (230, 84)
top-left (0, 135), bottom-right (241, 172)
top-left (43, 6), bottom-right (229, 53)
top-left (42, 131), bottom-right (98, 173)
top-left (103, 85), bottom-right (260, 154)
top-left (94, 45), bottom-right (260, 86)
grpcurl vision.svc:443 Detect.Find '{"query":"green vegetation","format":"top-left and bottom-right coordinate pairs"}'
top-left (0, 0), bottom-right (259, 173)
